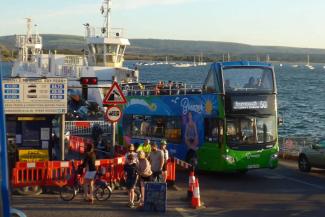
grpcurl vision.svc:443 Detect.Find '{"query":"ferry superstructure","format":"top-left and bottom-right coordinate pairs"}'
top-left (11, 0), bottom-right (139, 106)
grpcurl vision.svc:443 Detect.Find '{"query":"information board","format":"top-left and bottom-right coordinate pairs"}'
top-left (2, 78), bottom-right (67, 114)
top-left (144, 182), bottom-right (167, 212)
top-left (18, 149), bottom-right (49, 162)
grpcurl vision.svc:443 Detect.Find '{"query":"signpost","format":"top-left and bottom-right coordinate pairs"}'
top-left (103, 82), bottom-right (127, 152)
top-left (105, 106), bottom-right (122, 123)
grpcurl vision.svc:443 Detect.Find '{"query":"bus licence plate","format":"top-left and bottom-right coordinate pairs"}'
top-left (247, 164), bottom-right (260, 169)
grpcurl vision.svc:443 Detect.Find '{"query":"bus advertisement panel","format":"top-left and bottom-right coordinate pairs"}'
top-left (121, 93), bottom-right (223, 166)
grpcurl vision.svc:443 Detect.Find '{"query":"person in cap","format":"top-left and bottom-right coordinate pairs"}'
top-left (124, 154), bottom-right (138, 208)
top-left (160, 140), bottom-right (169, 182)
top-left (136, 139), bottom-right (151, 158)
top-left (149, 142), bottom-right (164, 182)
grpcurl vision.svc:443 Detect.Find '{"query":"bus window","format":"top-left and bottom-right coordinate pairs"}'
top-left (223, 67), bottom-right (274, 93)
top-left (226, 116), bottom-right (276, 148)
top-left (204, 118), bottom-right (223, 144)
top-left (152, 117), bottom-right (165, 138)
top-left (124, 115), bottom-right (181, 143)
top-left (204, 68), bottom-right (222, 93)
top-left (165, 118), bottom-right (181, 143)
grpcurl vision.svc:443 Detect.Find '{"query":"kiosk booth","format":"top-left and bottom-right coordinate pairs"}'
top-left (3, 77), bottom-right (67, 164)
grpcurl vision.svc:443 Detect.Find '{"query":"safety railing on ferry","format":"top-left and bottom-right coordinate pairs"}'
top-left (122, 82), bottom-right (203, 96)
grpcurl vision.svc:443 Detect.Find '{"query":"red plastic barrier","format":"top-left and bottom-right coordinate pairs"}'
top-left (12, 161), bottom-right (48, 187)
top-left (166, 158), bottom-right (176, 182)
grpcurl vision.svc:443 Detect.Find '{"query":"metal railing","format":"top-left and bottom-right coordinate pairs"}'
top-left (122, 82), bottom-right (203, 96)
top-left (86, 27), bottom-right (125, 38)
top-left (65, 121), bottom-right (111, 136)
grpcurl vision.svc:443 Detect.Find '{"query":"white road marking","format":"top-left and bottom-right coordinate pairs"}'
top-left (281, 176), bottom-right (325, 190)
top-left (175, 208), bottom-right (196, 217)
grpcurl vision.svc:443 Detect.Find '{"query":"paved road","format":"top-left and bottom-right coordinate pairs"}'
top-left (12, 160), bottom-right (325, 217)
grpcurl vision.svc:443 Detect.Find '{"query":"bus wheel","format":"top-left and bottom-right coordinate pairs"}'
top-left (16, 186), bottom-right (42, 195)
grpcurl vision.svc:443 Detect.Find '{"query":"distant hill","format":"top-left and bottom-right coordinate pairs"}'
top-left (2, 34), bottom-right (325, 62)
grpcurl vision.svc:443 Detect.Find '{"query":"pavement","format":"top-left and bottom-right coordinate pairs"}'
top-left (11, 159), bottom-right (325, 217)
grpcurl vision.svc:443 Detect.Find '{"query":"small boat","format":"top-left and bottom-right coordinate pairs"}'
top-left (292, 64), bottom-right (299, 68)
top-left (305, 55), bottom-right (314, 70)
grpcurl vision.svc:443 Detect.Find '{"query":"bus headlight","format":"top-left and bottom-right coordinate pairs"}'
top-left (270, 153), bottom-right (278, 161)
top-left (223, 155), bottom-right (235, 164)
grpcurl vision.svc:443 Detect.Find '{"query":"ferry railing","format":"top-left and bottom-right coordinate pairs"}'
top-left (65, 120), bottom-right (112, 136)
top-left (86, 27), bottom-right (125, 38)
top-left (122, 82), bottom-right (203, 96)
top-left (16, 35), bottom-right (42, 47)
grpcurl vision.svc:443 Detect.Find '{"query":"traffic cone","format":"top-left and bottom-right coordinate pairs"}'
top-left (192, 178), bottom-right (201, 209)
top-left (187, 170), bottom-right (195, 199)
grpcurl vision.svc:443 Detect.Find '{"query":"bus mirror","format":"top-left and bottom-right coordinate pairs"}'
top-left (278, 117), bottom-right (283, 127)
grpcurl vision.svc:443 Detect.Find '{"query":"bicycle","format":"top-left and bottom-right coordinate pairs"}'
top-left (59, 162), bottom-right (112, 201)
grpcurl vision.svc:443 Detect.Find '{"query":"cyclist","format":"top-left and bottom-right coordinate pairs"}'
top-left (81, 144), bottom-right (96, 203)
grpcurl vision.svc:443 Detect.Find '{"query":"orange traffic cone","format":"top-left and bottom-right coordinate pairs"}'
top-left (187, 171), bottom-right (196, 199)
top-left (192, 178), bottom-right (201, 208)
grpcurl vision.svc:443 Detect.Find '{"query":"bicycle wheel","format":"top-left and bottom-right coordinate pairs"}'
top-left (60, 185), bottom-right (76, 201)
top-left (95, 186), bottom-right (112, 201)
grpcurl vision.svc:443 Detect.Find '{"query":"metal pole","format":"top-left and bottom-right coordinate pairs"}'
top-left (112, 122), bottom-right (116, 155)
top-left (60, 114), bottom-right (65, 160)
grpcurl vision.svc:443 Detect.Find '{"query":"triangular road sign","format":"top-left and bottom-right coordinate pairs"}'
top-left (103, 81), bottom-right (127, 105)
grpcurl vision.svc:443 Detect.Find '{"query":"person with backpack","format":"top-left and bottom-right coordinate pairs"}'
top-left (137, 150), bottom-right (152, 207)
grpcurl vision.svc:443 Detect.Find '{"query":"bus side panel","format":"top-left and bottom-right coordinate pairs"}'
top-left (197, 142), bottom-right (224, 171)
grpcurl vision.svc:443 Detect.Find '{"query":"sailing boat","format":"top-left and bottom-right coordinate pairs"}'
top-left (197, 52), bottom-right (207, 66)
top-left (305, 54), bottom-right (315, 70)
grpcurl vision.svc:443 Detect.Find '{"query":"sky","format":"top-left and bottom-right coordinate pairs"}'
top-left (1, 0), bottom-right (325, 49)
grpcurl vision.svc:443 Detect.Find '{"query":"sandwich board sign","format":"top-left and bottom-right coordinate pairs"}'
top-left (105, 106), bottom-right (122, 123)
top-left (103, 82), bottom-right (127, 105)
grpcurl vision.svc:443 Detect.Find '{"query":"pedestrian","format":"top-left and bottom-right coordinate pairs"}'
top-left (81, 143), bottom-right (96, 203)
top-left (149, 142), bottom-right (164, 183)
top-left (125, 144), bottom-right (138, 163)
top-left (124, 154), bottom-right (138, 208)
top-left (136, 138), bottom-right (151, 158)
top-left (137, 150), bottom-right (152, 207)
top-left (160, 140), bottom-right (169, 182)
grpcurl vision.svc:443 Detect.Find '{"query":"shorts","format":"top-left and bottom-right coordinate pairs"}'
top-left (126, 178), bottom-right (137, 190)
top-left (140, 176), bottom-right (152, 187)
top-left (162, 162), bottom-right (167, 172)
top-left (84, 171), bottom-right (96, 180)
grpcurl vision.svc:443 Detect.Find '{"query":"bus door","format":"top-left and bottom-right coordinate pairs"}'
top-left (197, 118), bottom-right (224, 171)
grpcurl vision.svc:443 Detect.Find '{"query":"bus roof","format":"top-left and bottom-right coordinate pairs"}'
top-left (212, 61), bottom-right (273, 68)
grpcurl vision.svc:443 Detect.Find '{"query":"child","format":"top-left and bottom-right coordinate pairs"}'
top-left (124, 154), bottom-right (138, 208)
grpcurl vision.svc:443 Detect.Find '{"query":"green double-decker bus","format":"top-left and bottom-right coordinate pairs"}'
top-left (120, 61), bottom-right (279, 172)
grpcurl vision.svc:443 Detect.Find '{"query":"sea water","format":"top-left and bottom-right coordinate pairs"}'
top-left (2, 61), bottom-right (325, 139)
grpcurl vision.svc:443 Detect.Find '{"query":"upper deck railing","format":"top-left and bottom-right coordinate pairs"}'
top-left (86, 27), bottom-right (125, 38)
top-left (121, 81), bottom-right (203, 96)
top-left (16, 35), bottom-right (42, 47)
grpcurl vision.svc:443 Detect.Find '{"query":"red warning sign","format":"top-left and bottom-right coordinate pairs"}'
top-left (103, 81), bottom-right (127, 105)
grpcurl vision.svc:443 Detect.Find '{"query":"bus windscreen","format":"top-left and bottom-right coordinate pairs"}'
top-left (223, 67), bottom-right (274, 93)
